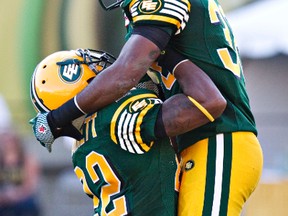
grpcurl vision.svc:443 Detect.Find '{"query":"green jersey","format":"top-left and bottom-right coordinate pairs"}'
top-left (122, 0), bottom-right (257, 152)
top-left (72, 88), bottom-right (178, 216)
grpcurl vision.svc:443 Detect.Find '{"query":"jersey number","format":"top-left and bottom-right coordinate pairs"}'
top-left (208, 0), bottom-right (242, 78)
top-left (150, 62), bottom-right (176, 90)
top-left (74, 152), bottom-right (128, 216)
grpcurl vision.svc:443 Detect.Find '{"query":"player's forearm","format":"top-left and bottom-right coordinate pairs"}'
top-left (77, 35), bottom-right (161, 114)
top-left (157, 59), bottom-right (227, 137)
top-left (156, 62), bottom-right (226, 137)
top-left (160, 94), bottom-right (213, 137)
top-left (76, 64), bottom-right (138, 113)
top-left (160, 83), bottom-right (226, 137)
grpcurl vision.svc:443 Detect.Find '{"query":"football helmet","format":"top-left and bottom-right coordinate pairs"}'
top-left (99, 0), bottom-right (123, 10)
top-left (30, 49), bottom-right (116, 113)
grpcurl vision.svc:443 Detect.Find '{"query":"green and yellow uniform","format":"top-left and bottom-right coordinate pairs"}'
top-left (72, 88), bottom-right (179, 216)
top-left (122, 0), bottom-right (263, 215)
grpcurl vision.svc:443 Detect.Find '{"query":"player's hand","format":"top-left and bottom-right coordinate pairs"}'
top-left (29, 112), bottom-right (83, 152)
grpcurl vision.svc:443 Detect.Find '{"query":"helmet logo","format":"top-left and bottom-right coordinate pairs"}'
top-left (139, 0), bottom-right (161, 14)
top-left (58, 60), bottom-right (82, 83)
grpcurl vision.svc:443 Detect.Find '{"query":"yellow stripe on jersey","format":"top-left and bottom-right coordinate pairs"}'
top-left (129, 0), bottom-right (139, 10)
top-left (110, 93), bottom-right (157, 144)
top-left (135, 104), bottom-right (155, 152)
top-left (133, 14), bottom-right (181, 29)
top-left (180, 0), bottom-right (191, 11)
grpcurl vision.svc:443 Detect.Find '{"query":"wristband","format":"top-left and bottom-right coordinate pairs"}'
top-left (51, 97), bottom-right (85, 127)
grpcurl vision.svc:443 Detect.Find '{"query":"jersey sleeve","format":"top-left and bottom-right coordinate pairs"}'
top-left (110, 89), bottom-right (163, 154)
top-left (125, 0), bottom-right (191, 35)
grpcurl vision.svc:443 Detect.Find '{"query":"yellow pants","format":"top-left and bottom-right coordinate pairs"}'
top-left (178, 132), bottom-right (263, 216)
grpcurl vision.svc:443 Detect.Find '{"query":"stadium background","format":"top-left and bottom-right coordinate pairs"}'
top-left (0, 0), bottom-right (287, 215)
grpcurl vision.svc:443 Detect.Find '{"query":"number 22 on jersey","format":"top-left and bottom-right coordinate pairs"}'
top-left (74, 152), bottom-right (128, 216)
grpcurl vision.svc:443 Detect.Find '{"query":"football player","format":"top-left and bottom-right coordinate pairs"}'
top-left (108, 0), bottom-right (262, 215)
top-left (30, 49), bottom-right (224, 215)
top-left (30, 49), bottom-right (178, 215)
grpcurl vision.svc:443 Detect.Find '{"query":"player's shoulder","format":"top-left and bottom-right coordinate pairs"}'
top-left (109, 88), bottom-right (162, 154)
top-left (124, 0), bottom-right (191, 30)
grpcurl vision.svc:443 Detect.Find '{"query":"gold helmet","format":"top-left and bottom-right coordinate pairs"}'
top-left (30, 49), bottom-right (116, 113)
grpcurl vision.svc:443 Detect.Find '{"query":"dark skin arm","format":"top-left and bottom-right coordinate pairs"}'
top-left (75, 34), bottom-right (226, 136)
top-left (161, 60), bottom-right (226, 137)
top-left (77, 34), bottom-right (160, 113)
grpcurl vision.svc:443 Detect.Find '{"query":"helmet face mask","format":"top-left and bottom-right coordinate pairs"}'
top-left (30, 49), bottom-right (116, 113)
top-left (99, 0), bottom-right (124, 10)
top-left (76, 49), bottom-right (116, 74)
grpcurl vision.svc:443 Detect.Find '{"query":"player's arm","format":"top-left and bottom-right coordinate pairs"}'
top-left (76, 35), bottom-right (161, 113)
top-left (50, 28), bottom-right (167, 128)
top-left (156, 59), bottom-right (227, 137)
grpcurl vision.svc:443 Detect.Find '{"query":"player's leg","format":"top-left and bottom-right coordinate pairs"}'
top-left (178, 138), bottom-right (209, 216)
top-left (227, 132), bottom-right (263, 215)
top-left (178, 132), bottom-right (263, 216)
